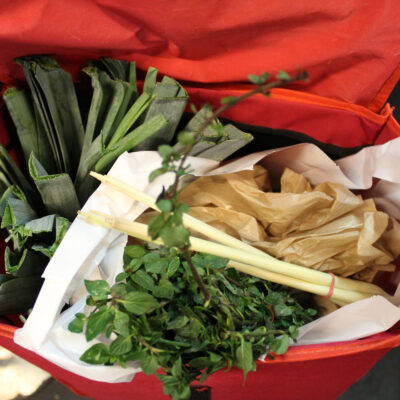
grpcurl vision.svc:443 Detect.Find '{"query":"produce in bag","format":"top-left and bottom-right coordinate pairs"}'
top-left (0, 56), bottom-right (255, 315)
top-left (71, 76), bottom-right (398, 399)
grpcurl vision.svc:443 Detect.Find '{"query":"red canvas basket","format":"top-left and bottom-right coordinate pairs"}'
top-left (0, 1), bottom-right (400, 399)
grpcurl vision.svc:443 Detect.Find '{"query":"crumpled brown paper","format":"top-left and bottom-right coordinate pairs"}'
top-left (177, 165), bottom-right (400, 282)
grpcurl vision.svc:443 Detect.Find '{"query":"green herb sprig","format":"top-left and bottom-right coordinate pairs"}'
top-left (71, 246), bottom-right (316, 399)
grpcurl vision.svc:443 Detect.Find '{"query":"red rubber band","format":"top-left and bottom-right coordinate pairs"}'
top-left (323, 272), bottom-right (336, 298)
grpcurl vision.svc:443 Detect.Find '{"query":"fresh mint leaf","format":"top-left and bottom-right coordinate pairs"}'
top-left (84, 280), bottom-right (110, 301)
top-left (141, 354), bottom-right (159, 375)
top-left (110, 335), bottom-right (132, 355)
top-left (85, 307), bottom-right (114, 341)
top-left (276, 70), bottom-right (290, 81)
top-left (270, 334), bottom-right (290, 355)
top-left (153, 278), bottom-right (174, 299)
top-left (157, 199), bottom-right (172, 212)
top-left (160, 225), bottom-right (189, 248)
top-left (167, 315), bottom-right (189, 330)
top-left (124, 244), bottom-right (147, 259)
top-left (177, 131), bottom-right (195, 146)
top-left (120, 292), bottom-right (160, 315)
top-left (68, 314), bottom-right (86, 333)
top-left (235, 339), bottom-right (255, 383)
top-left (114, 309), bottom-right (130, 337)
top-left (167, 257), bottom-right (180, 277)
top-left (131, 269), bottom-right (155, 291)
top-left (157, 144), bottom-right (174, 160)
top-left (220, 96), bottom-right (237, 105)
top-left (80, 343), bottom-right (110, 365)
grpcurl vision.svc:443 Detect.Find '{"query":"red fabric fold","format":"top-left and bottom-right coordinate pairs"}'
top-left (0, 1), bottom-right (399, 109)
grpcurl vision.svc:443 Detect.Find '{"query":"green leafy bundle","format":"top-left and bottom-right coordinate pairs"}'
top-left (70, 245), bottom-right (317, 400)
top-left (0, 56), bottom-right (254, 315)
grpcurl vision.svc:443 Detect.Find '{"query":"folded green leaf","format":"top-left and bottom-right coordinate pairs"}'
top-left (1, 197), bottom-right (37, 229)
top-left (196, 125), bottom-right (253, 161)
top-left (0, 275), bottom-right (43, 315)
top-left (143, 67), bottom-right (158, 95)
top-left (107, 92), bottom-right (152, 148)
top-left (5, 248), bottom-right (47, 277)
top-left (15, 56), bottom-right (84, 176)
top-left (94, 114), bottom-right (168, 173)
top-left (29, 154), bottom-right (80, 220)
top-left (0, 145), bottom-right (40, 210)
top-left (135, 77), bottom-right (188, 150)
top-left (100, 57), bottom-right (130, 81)
top-left (31, 216), bottom-right (70, 258)
top-left (3, 87), bottom-right (54, 172)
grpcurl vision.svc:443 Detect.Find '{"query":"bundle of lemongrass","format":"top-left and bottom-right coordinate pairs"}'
top-left (78, 172), bottom-right (393, 307)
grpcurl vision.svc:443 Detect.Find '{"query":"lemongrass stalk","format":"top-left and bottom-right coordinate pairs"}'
top-left (78, 211), bottom-right (389, 304)
top-left (227, 261), bottom-right (371, 304)
top-left (89, 171), bottom-right (276, 260)
top-left (84, 178), bottom-right (388, 297)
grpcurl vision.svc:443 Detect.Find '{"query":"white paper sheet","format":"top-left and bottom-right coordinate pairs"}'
top-left (14, 140), bottom-right (400, 383)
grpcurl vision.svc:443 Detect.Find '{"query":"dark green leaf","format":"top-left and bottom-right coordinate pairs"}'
top-left (110, 335), bottom-right (133, 355)
top-left (235, 339), bottom-right (255, 383)
top-left (124, 244), bottom-right (147, 259)
top-left (152, 279), bottom-right (174, 299)
top-left (167, 315), bottom-right (189, 330)
top-left (149, 167), bottom-right (167, 182)
top-left (274, 304), bottom-right (293, 317)
top-left (171, 357), bottom-right (182, 377)
top-left (85, 280), bottom-right (110, 301)
top-left (68, 315), bottom-right (86, 333)
top-left (148, 213), bottom-right (166, 239)
top-left (269, 334), bottom-right (290, 355)
top-left (276, 70), bottom-right (291, 81)
top-left (131, 269), bottom-right (155, 291)
top-left (141, 354), bottom-right (159, 375)
top-left (156, 199), bottom-right (172, 212)
top-left (29, 154), bottom-right (80, 220)
top-left (114, 310), bottom-right (130, 337)
top-left (177, 131), bottom-right (195, 146)
top-left (158, 144), bottom-right (175, 160)
top-left (160, 225), bottom-right (189, 248)
top-left (167, 257), bottom-right (180, 278)
top-left (120, 292), bottom-right (160, 315)
top-left (220, 96), bottom-right (237, 105)
top-left (80, 343), bottom-right (110, 365)
top-left (85, 307), bottom-right (114, 341)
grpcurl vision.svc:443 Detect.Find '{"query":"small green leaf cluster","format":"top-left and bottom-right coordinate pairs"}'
top-left (70, 245), bottom-right (317, 400)
top-left (149, 144), bottom-right (194, 184)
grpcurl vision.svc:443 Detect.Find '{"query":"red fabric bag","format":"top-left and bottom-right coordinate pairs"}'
top-left (1, 1), bottom-right (400, 399)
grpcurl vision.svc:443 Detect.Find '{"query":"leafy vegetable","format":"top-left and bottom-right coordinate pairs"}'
top-left (73, 248), bottom-right (316, 399)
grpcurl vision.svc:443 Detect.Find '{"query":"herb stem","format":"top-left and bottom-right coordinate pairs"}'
top-left (183, 247), bottom-right (210, 302)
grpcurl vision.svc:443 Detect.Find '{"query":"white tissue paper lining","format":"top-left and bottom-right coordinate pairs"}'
top-left (14, 140), bottom-right (400, 383)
